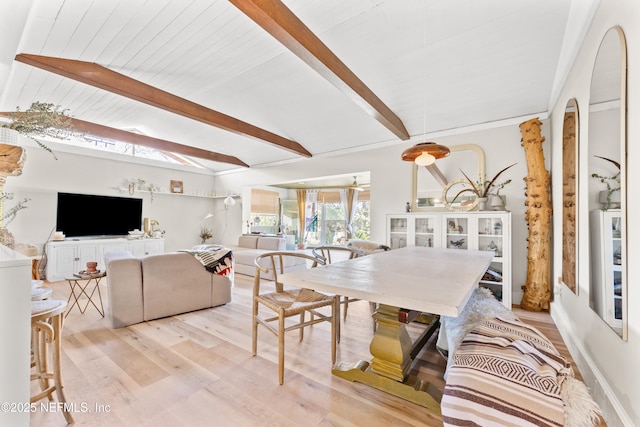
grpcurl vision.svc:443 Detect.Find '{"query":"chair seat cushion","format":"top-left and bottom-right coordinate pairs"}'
top-left (258, 288), bottom-right (334, 315)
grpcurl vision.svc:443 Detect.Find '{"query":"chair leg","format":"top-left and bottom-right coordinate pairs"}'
top-left (343, 296), bottom-right (349, 320)
top-left (331, 296), bottom-right (338, 364)
top-left (33, 325), bottom-right (50, 394)
top-left (252, 298), bottom-right (259, 356)
top-left (278, 310), bottom-right (285, 385)
top-left (299, 312), bottom-right (304, 342)
top-left (336, 299), bottom-right (341, 344)
top-left (52, 314), bottom-right (74, 424)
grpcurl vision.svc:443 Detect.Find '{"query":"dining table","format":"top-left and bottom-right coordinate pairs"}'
top-left (278, 246), bottom-right (494, 414)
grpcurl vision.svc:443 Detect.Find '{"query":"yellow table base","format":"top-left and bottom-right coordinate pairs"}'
top-left (333, 304), bottom-right (442, 412)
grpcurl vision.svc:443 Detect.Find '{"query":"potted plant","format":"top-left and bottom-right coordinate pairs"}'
top-left (1, 101), bottom-right (77, 159)
top-left (454, 163), bottom-right (516, 210)
top-left (591, 155), bottom-right (620, 210)
top-left (128, 178), bottom-right (160, 202)
top-left (0, 193), bottom-right (30, 248)
top-left (199, 227), bottom-right (213, 244)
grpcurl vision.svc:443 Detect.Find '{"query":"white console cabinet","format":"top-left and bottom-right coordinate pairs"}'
top-left (45, 238), bottom-right (164, 281)
top-left (387, 212), bottom-right (511, 309)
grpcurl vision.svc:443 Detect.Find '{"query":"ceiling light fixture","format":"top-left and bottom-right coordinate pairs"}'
top-left (401, 142), bottom-right (450, 165)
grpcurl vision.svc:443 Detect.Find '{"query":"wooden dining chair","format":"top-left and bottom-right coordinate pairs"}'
top-left (311, 245), bottom-right (367, 321)
top-left (252, 251), bottom-right (339, 385)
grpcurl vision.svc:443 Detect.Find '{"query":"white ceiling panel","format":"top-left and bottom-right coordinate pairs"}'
top-left (0, 0), bottom-right (596, 173)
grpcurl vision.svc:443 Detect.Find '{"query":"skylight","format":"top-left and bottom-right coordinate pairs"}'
top-left (44, 133), bottom-right (204, 169)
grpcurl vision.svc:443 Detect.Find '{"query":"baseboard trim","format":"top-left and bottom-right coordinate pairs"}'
top-left (551, 305), bottom-right (633, 426)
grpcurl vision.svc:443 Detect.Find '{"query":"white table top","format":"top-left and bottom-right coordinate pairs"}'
top-left (279, 246), bottom-right (494, 317)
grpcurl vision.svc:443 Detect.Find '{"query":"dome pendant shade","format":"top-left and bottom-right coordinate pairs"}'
top-left (401, 142), bottom-right (450, 164)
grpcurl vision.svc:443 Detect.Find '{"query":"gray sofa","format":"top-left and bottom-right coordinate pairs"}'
top-left (104, 250), bottom-right (233, 328)
top-left (228, 235), bottom-right (307, 279)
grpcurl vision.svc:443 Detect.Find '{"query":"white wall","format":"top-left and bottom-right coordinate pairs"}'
top-left (549, 0), bottom-right (639, 425)
top-left (3, 142), bottom-right (222, 254)
top-left (214, 121), bottom-right (550, 307)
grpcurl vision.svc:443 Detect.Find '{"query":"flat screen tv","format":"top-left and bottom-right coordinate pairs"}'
top-left (56, 192), bottom-right (143, 238)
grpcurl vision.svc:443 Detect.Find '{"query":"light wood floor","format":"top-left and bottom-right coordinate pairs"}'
top-left (31, 274), bottom-right (585, 427)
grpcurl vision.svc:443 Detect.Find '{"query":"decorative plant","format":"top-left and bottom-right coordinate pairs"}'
top-left (0, 192), bottom-right (30, 227)
top-left (454, 163), bottom-right (517, 201)
top-left (591, 155), bottom-right (621, 210)
top-left (2, 101), bottom-right (78, 159)
top-left (132, 178), bottom-right (160, 202)
top-left (199, 227), bottom-right (213, 243)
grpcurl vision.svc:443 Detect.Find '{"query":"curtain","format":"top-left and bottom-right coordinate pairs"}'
top-left (251, 189), bottom-right (279, 214)
top-left (304, 191), bottom-right (318, 235)
top-left (341, 188), bottom-right (359, 239)
top-left (296, 189), bottom-right (306, 246)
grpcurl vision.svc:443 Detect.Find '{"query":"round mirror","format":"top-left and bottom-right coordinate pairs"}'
top-left (588, 27), bottom-right (627, 339)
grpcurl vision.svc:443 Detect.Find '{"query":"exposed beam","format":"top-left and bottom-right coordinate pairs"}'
top-left (229, 0), bottom-right (410, 141)
top-left (0, 112), bottom-right (249, 168)
top-left (14, 53), bottom-right (311, 158)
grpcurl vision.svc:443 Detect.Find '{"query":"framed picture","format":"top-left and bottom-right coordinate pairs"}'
top-left (170, 180), bottom-right (183, 194)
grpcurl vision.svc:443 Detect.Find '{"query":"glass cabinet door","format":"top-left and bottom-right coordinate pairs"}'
top-left (610, 215), bottom-right (622, 325)
top-left (388, 217), bottom-right (408, 249)
top-left (445, 217), bottom-right (468, 250)
top-left (414, 217), bottom-right (435, 247)
top-left (478, 217), bottom-right (504, 256)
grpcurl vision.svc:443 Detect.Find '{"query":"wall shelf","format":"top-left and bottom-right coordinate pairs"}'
top-left (113, 187), bottom-right (239, 200)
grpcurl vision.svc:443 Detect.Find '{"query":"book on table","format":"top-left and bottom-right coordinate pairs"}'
top-left (73, 270), bottom-right (102, 278)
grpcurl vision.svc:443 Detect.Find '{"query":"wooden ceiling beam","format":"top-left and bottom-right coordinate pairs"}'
top-left (14, 53), bottom-right (311, 158)
top-left (0, 112), bottom-right (249, 167)
top-left (229, 0), bottom-right (410, 141)
top-left (70, 118), bottom-right (250, 167)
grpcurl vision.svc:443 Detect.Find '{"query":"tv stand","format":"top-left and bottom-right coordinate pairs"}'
top-left (45, 237), bottom-right (164, 281)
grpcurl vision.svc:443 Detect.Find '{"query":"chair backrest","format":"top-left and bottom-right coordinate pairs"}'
top-left (311, 245), bottom-right (364, 265)
top-left (254, 251), bottom-right (324, 293)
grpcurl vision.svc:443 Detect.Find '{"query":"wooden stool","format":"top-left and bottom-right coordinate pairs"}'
top-left (31, 299), bottom-right (74, 424)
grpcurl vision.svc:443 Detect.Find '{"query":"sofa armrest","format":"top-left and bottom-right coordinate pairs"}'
top-left (104, 250), bottom-right (144, 328)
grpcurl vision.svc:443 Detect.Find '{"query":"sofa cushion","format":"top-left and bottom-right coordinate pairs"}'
top-left (256, 237), bottom-right (286, 250)
top-left (238, 235), bottom-right (259, 249)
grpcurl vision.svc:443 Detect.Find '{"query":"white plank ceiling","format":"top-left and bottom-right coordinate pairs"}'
top-left (0, 0), bottom-right (597, 176)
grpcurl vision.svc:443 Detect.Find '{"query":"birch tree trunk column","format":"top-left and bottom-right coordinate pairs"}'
top-left (520, 118), bottom-right (552, 311)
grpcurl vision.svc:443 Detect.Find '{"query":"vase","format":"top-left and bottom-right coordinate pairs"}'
top-left (489, 195), bottom-right (505, 211)
top-left (598, 190), bottom-right (621, 209)
top-left (477, 197), bottom-right (488, 211)
top-left (0, 228), bottom-right (15, 249)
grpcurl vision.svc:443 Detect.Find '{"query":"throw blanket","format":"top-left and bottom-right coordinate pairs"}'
top-left (442, 316), bottom-right (600, 427)
top-left (437, 287), bottom-right (517, 379)
top-left (181, 245), bottom-right (234, 277)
